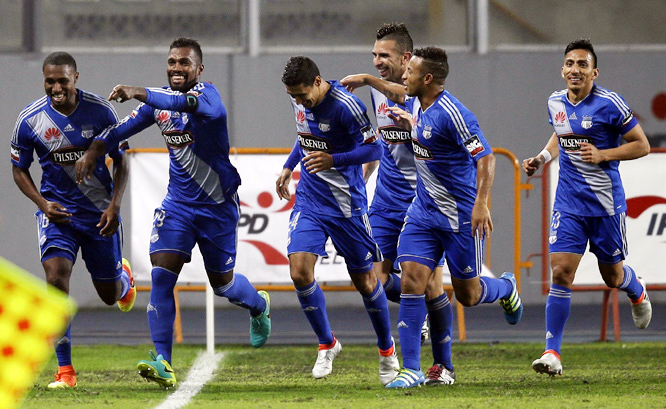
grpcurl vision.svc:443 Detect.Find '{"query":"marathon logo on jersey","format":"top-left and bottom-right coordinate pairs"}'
top-left (361, 124), bottom-right (377, 144)
top-left (463, 135), bottom-right (485, 157)
top-left (50, 147), bottom-right (86, 166)
top-left (163, 130), bottom-right (194, 149)
top-left (379, 126), bottom-right (411, 144)
top-left (298, 133), bottom-right (331, 152)
top-left (553, 111), bottom-right (567, 127)
top-left (412, 140), bottom-right (433, 160)
top-left (559, 135), bottom-right (592, 152)
top-left (10, 145), bottom-right (20, 162)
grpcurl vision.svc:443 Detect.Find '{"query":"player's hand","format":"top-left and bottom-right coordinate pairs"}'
top-left (276, 168), bottom-right (293, 200)
top-left (340, 74), bottom-right (369, 93)
top-left (75, 150), bottom-right (98, 183)
top-left (521, 156), bottom-right (543, 177)
top-left (471, 202), bottom-right (493, 239)
top-left (579, 142), bottom-right (604, 164)
top-left (108, 85), bottom-right (143, 103)
top-left (386, 106), bottom-right (412, 132)
top-left (303, 151), bottom-right (334, 174)
top-left (42, 201), bottom-right (72, 224)
top-left (97, 208), bottom-right (119, 237)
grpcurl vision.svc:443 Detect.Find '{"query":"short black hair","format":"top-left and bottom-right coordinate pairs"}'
top-left (42, 52), bottom-right (77, 72)
top-left (413, 47), bottom-right (449, 83)
top-left (170, 37), bottom-right (203, 63)
top-left (281, 56), bottom-right (320, 87)
top-left (376, 22), bottom-right (413, 54)
top-left (565, 38), bottom-right (597, 68)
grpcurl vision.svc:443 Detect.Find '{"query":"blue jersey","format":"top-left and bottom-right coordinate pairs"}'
top-left (407, 90), bottom-right (492, 232)
top-left (96, 82), bottom-right (240, 205)
top-left (548, 84), bottom-right (638, 217)
top-left (286, 81), bottom-right (380, 218)
top-left (11, 89), bottom-right (124, 224)
top-left (369, 88), bottom-right (418, 212)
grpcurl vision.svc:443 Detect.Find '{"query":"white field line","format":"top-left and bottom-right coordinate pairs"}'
top-left (153, 351), bottom-right (224, 409)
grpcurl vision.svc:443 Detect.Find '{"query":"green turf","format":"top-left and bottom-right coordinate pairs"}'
top-left (21, 342), bottom-right (666, 409)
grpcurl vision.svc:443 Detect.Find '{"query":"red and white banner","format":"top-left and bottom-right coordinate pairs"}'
top-left (549, 152), bottom-right (666, 285)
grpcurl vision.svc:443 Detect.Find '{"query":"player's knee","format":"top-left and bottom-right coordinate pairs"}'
top-left (551, 265), bottom-right (575, 287)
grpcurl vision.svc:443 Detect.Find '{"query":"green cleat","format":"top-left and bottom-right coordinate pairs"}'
top-left (499, 272), bottom-right (523, 325)
top-left (250, 290), bottom-right (271, 348)
top-left (137, 350), bottom-right (177, 389)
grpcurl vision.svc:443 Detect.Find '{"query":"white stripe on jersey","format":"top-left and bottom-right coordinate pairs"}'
top-left (12, 96), bottom-right (48, 144)
top-left (593, 89), bottom-right (632, 121)
top-left (549, 90), bottom-right (567, 99)
top-left (82, 91), bottom-right (119, 121)
top-left (147, 87), bottom-right (183, 96)
top-left (330, 87), bottom-right (366, 126)
top-left (438, 96), bottom-right (472, 141)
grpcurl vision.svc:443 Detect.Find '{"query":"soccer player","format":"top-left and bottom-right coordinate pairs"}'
top-left (353, 47), bottom-right (522, 388)
top-left (11, 52), bottom-right (136, 389)
top-left (340, 23), bottom-right (455, 386)
top-left (276, 56), bottom-right (399, 385)
top-left (523, 38), bottom-right (651, 377)
top-left (75, 38), bottom-right (271, 389)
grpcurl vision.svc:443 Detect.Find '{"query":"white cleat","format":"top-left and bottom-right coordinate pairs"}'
top-left (312, 338), bottom-right (342, 379)
top-left (424, 363), bottom-right (455, 386)
top-left (532, 350), bottom-right (562, 377)
top-left (379, 337), bottom-right (400, 385)
top-left (631, 278), bottom-right (652, 329)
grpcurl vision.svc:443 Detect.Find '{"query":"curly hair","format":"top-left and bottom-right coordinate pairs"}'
top-left (281, 56), bottom-right (320, 87)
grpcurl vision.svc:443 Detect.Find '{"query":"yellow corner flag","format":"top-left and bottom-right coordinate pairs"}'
top-left (0, 257), bottom-right (76, 408)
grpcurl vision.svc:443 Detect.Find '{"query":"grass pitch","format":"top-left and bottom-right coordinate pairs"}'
top-left (22, 342), bottom-right (666, 409)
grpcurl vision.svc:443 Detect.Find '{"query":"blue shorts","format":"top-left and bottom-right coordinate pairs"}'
top-left (548, 210), bottom-right (627, 264)
top-left (35, 210), bottom-right (123, 282)
top-left (396, 215), bottom-right (482, 279)
top-left (369, 209), bottom-right (406, 262)
top-left (150, 195), bottom-right (240, 273)
top-left (287, 210), bottom-right (383, 274)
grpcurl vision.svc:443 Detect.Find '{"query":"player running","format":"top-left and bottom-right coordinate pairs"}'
top-left (276, 56), bottom-right (399, 385)
top-left (75, 38), bottom-right (271, 389)
top-left (11, 52), bottom-right (135, 389)
top-left (523, 38), bottom-right (651, 377)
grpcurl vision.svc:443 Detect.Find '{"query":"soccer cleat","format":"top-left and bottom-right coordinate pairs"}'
top-left (631, 278), bottom-right (652, 329)
top-left (137, 350), bottom-right (177, 389)
top-left (250, 290), bottom-right (271, 348)
top-left (385, 367), bottom-right (425, 389)
top-left (378, 337), bottom-right (400, 385)
top-left (424, 363), bottom-right (456, 386)
top-left (532, 350), bottom-right (562, 377)
top-left (47, 367), bottom-right (77, 389)
top-left (420, 313), bottom-right (430, 345)
top-left (312, 338), bottom-right (342, 379)
top-left (117, 258), bottom-right (136, 312)
top-left (499, 272), bottom-right (523, 325)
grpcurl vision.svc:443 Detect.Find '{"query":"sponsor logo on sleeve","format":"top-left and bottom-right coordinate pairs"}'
top-left (463, 134), bottom-right (485, 157)
top-left (10, 145), bottom-right (20, 162)
top-left (361, 124), bottom-right (377, 143)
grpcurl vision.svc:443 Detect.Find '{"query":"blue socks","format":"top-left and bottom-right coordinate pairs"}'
top-left (55, 324), bottom-right (72, 367)
top-left (362, 279), bottom-right (393, 351)
top-left (383, 272), bottom-right (402, 304)
top-left (147, 266), bottom-right (178, 363)
top-left (213, 273), bottom-right (266, 317)
top-left (544, 284), bottom-right (571, 354)
top-left (398, 294), bottom-right (427, 371)
top-left (296, 281), bottom-right (334, 345)
top-left (477, 276), bottom-right (513, 304)
top-left (619, 265), bottom-right (644, 301)
top-left (426, 293), bottom-right (453, 370)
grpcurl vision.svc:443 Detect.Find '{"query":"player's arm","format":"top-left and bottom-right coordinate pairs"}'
top-left (97, 151), bottom-right (129, 237)
top-left (340, 74), bottom-right (406, 104)
top-left (579, 123), bottom-right (650, 164)
top-left (472, 153), bottom-right (496, 239)
top-left (276, 140), bottom-right (301, 200)
top-left (12, 164), bottom-right (72, 223)
top-left (113, 84), bottom-right (221, 118)
top-left (522, 132), bottom-right (559, 177)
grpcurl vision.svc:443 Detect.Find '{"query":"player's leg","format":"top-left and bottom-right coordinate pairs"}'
top-left (591, 212), bottom-right (651, 329)
top-left (368, 211), bottom-right (404, 303)
top-left (424, 266), bottom-right (455, 386)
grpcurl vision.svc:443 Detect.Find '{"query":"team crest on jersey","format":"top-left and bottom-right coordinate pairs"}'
top-left (50, 147), bottom-right (86, 166)
top-left (559, 135), bottom-right (592, 152)
top-left (412, 140), bottom-right (433, 160)
top-left (298, 133), bottom-right (331, 151)
top-left (162, 130), bottom-right (194, 149)
top-left (463, 135), bottom-right (485, 157)
top-left (318, 119), bottom-right (331, 132)
top-left (81, 125), bottom-right (94, 139)
top-left (422, 125), bottom-right (432, 139)
top-left (581, 115), bottom-right (593, 129)
top-left (10, 145), bottom-right (20, 162)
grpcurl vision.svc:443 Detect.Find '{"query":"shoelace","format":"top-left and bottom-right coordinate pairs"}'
top-left (427, 365), bottom-right (443, 379)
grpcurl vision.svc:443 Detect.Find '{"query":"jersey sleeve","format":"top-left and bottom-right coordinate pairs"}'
top-left (144, 84), bottom-right (223, 118)
top-left (332, 97), bottom-right (381, 165)
top-left (10, 117), bottom-right (35, 169)
top-left (94, 102), bottom-right (156, 153)
top-left (442, 107), bottom-right (491, 162)
top-left (607, 92), bottom-right (639, 134)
